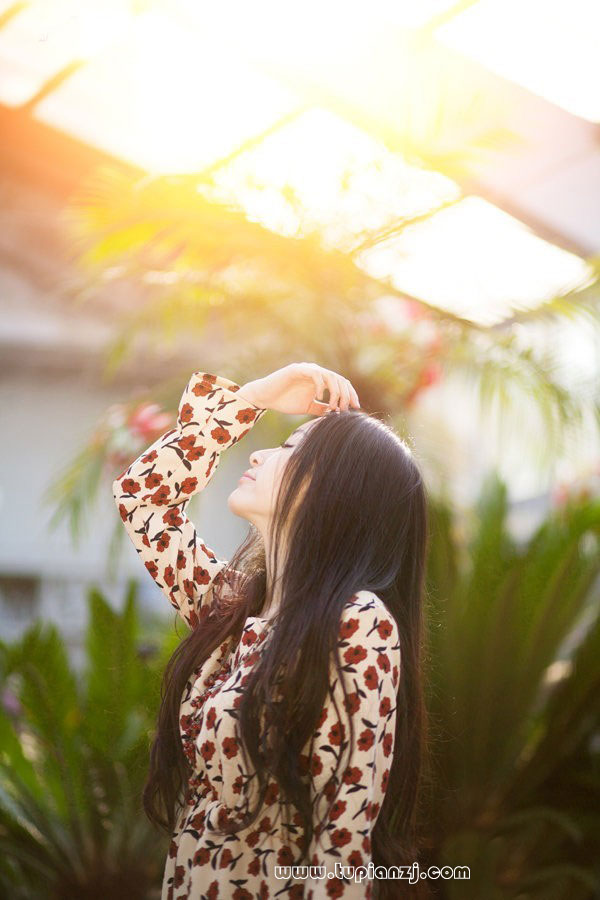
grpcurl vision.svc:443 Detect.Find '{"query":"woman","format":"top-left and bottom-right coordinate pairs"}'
top-left (113, 362), bottom-right (428, 900)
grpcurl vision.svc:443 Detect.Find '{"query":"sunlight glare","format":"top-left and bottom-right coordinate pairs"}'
top-left (436, 0), bottom-right (600, 122)
top-left (355, 196), bottom-right (593, 325)
top-left (199, 107), bottom-right (460, 251)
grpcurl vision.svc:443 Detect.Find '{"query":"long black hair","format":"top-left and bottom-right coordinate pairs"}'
top-left (142, 405), bottom-right (429, 896)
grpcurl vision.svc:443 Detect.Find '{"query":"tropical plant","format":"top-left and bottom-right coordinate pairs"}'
top-left (0, 582), bottom-right (181, 899)
top-left (421, 474), bottom-right (600, 899)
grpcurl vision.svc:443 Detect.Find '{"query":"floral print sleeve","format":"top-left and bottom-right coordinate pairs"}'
top-left (304, 594), bottom-right (401, 899)
top-left (112, 371), bottom-right (267, 630)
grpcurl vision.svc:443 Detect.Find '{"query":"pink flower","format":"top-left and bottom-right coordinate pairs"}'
top-left (128, 403), bottom-right (173, 439)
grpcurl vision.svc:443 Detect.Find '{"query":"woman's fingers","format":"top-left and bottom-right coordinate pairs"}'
top-left (300, 363), bottom-right (360, 415)
top-left (325, 371), bottom-right (341, 411)
top-left (313, 370), bottom-right (327, 404)
top-left (338, 378), bottom-right (351, 411)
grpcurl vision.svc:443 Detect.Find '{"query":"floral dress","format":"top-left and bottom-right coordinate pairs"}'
top-left (113, 370), bottom-right (401, 900)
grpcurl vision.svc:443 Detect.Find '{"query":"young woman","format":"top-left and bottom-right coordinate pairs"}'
top-left (113, 362), bottom-right (428, 900)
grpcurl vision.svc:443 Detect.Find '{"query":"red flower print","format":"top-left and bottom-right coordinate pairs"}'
top-left (289, 886), bottom-right (304, 900)
top-left (246, 830), bottom-right (260, 848)
top-left (142, 533), bottom-right (150, 549)
top-left (363, 665), bottom-right (379, 690)
top-left (173, 865), bottom-right (185, 888)
top-left (207, 882), bottom-right (219, 900)
top-left (370, 800), bottom-right (381, 822)
top-left (393, 664), bottom-right (400, 687)
top-left (330, 799), bottom-right (347, 821)
top-left (200, 740), bottom-right (215, 761)
top-left (118, 503), bottom-right (128, 522)
top-left (190, 810), bottom-right (206, 829)
top-left (377, 651), bottom-right (391, 673)
top-left (183, 579), bottom-right (195, 599)
top-left (344, 692), bottom-right (360, 715)
top-left (192, 375), bottom-right (217, 397)
top-left (325, 878), bottom-right (345, 898)
top-left (308, 753), bottom-right (323, 777)
top-left (186, 445), bottom-right (205, 461)
top-left (193, 846), bottom-right (210, 866)
top-left (248, 856), bottom-right (261, 876)
top-left (381, 768), bottom-right (390, 792)
top-left (141, 449), bottom-right (157, 463)
top-left (180, 476), bottom-right (197, 494)
top-left (377, 617), bottom-right (394, 639)
top-left (156, 532), bottom-right (171, 552)
top-left (343, 644), bottom-right (367, 665)
top-left (265, 781), bottom-right (279, 804)
top-left (179, 435), bottom-right (196, 451)
top-left (222, 736), bottom-right (238, 759)
top-left (342, 766), bottom-right (362, 785)
top-left (211, 424), bottom-right (232, 445)
top-left (324, 778), bottom-right (338, 802)
top-left (277, 845), bottom-right (294, 866)
top-left (357, 728), bottom-right (375, 751)
top-left (145, 560), bottom-right (158, 579)
top-left (163, 566), bottom-right (175, 587)
top-left (339, 616), bottom-right (359, 640)
top-left (162, 507), bottom-right (183, 527)
top-left (233, 887), bottom-right (253, 900)
top-left (383, 732), bottom-right (393, 757)
top-left (332, 827), bottom-right (352, 847)
top-left (145, 484), bottom-right (170, 505)
top-left (219, 847), bottom-right (234, 868)
top-left (121, 478), bottom-right (140, 495)
top-left (348, 849), bottom-right (364, 867)
top-left (242, 628), bottom-right (258, 646)
top-left (179, 402), bottom-right (194, 423)
top-left (379, 696), bottom-right (391, 716)
top-left (258, 816), bottom-right (272, 833)
top-left (232, 774), bottom-right (244, 795)
top-left (328, 720), bottom-right (345, 746)
top-left (193, 565), bottom-right (211, 585)
top-left (206, 706), bottom-right (217, 729)
top-left (168, 838), bottom-right (177, 858)
top-left (144, 472), bottom-right (163, 489)
top-left (236, 407), bottom-right (260, 424)
top-left (317, 706), bottom-right (328, 728)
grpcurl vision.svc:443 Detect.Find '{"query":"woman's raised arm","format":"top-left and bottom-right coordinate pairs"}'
top-left (112, 371), bottom-right (267, 629)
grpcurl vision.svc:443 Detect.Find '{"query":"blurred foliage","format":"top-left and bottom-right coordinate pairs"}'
top-left (2, 483), bottom-right (599, 896)
top-left (0, 582), bottom-right (182, 899)
top-left (43, 163), bottom-right (600, 541)
top-left (421, 475), bottom-right (600, 899)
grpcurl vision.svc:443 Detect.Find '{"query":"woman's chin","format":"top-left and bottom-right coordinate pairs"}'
top-left (227, 489), bottom-right (248, 517)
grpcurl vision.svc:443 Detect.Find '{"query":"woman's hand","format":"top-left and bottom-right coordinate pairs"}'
top-left (237, 363), bottom-right (361, 416)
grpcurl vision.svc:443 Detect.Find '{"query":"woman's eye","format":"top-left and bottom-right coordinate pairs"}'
top-left (281, 442), bottom-right (293, 449)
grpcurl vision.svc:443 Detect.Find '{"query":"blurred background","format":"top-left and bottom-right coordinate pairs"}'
top-left (0, 1), bottom-right (599, 897)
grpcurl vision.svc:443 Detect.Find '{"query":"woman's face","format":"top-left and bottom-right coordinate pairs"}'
top-left (227, 418), bottom-right (318, 530)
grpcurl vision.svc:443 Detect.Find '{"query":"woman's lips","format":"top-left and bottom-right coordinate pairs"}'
top-left (239, 474), bottom-right (255, 482)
